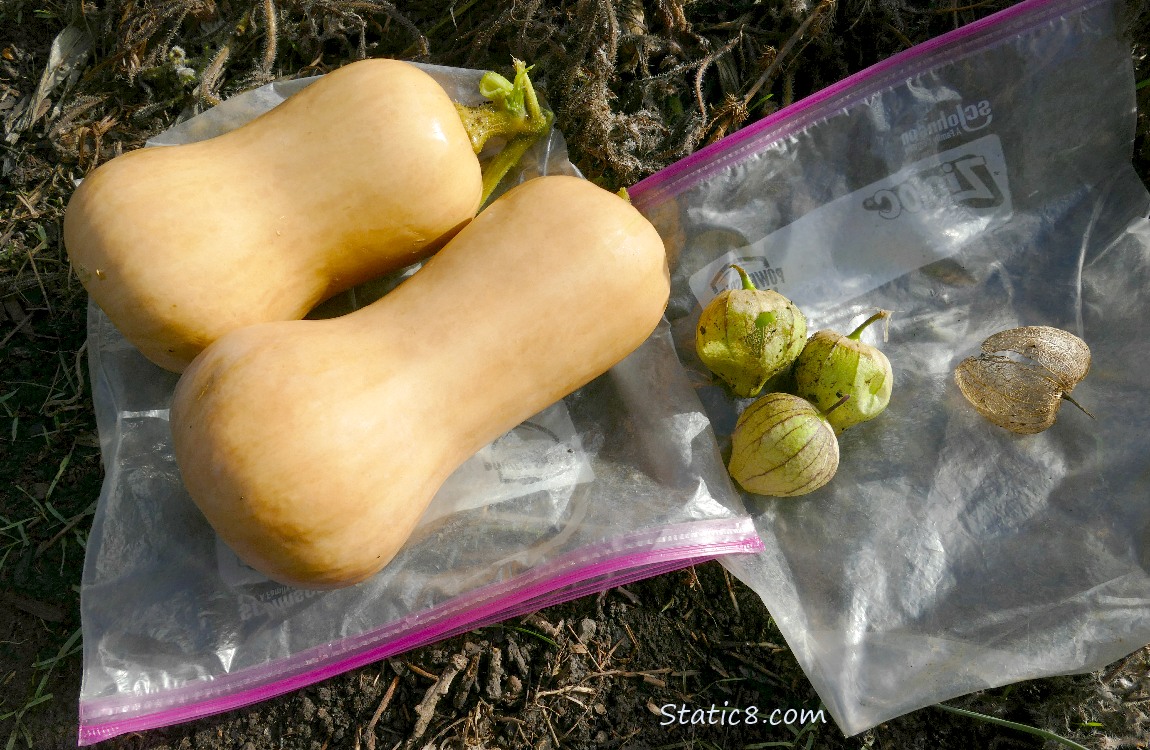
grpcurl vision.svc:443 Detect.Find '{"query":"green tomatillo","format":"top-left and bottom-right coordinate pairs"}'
top-left (728, 392), bottom-right (847, 497)
top-left (695, 265), bottom-right (807, 398)
top-left (793, 309), bottom-right (893, 434)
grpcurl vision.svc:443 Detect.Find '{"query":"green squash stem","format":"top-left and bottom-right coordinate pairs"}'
top-left (455, 59), bottom-right (554, 205)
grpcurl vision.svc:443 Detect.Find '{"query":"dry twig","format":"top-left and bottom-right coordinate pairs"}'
top-left (362, 674), bottom-right (400, 750)
top-left (406, 653), bottom-right (468, 747)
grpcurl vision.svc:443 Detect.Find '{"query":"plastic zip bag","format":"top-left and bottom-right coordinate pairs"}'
top-left (630, 0), bottom-right (1150, 735)
top-left (77, 64), bottom-right (762, 744)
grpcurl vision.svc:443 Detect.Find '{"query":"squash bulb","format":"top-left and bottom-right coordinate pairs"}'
top-left (695, 265), bottom-right (807, 398)
top-left (64, 58), bottom-right (552, 373)
top-left (728, 392), bottom-right (844, 497)
top-left (793, 310), bottom-right (892, 434)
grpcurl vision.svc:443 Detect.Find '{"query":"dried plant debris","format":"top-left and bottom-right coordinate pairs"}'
top-left (3, 0), bottom-right (1051, 187)
top-left (954, 325), bottom-right (1093, 434)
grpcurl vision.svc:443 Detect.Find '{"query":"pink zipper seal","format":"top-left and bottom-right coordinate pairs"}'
top-left (78, 516), bottom-right (762, 745)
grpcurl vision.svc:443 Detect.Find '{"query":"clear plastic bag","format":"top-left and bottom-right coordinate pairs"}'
top-left (630, 0), bottom-right (1150, 734)
top-left (77, 64), bottom-right (762, 744)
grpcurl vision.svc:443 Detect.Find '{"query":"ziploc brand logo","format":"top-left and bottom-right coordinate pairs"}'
top-left (901, 99), bottom-right (993, 146)
top-left (687, 134), bottom-right (1012, 315)
top-left (862, 152), bottom-right (1005, 220)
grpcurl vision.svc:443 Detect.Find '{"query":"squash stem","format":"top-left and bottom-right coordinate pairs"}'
top-left (478, 126), bottom-right (551, 205)
top-left (455, 58), bottom-right (554, 205)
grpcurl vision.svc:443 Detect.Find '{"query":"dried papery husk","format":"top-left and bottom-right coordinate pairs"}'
top-left (954, 354), bottom-right (1066, 434)
top-left (979, 325), bottom-right (1091, 389)
top-left (728, 392), bottom-right (840, 497)
top-left (954, 325), bottom-right (1093, 434)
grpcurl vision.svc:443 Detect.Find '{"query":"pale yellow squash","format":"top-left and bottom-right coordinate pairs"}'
top-left (64, 59), bottom-right (483, 372)
top-left (169, 175), bottom-right (670, 589)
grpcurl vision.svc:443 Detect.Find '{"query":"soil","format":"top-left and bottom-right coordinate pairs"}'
top-left (2, 1), bottom-right (1149, 749)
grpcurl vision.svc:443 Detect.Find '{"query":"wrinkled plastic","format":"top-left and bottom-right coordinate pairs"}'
top-left (77, 64), bottom-right (762, 744)
top-left (632, 0), bottom-right (1150, 735)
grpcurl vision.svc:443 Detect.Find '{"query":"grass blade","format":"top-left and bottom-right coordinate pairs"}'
top-left (934, 703), bottom-right (1091, 750)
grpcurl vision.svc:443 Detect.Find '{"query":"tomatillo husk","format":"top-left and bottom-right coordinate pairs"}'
top-left (695, 265), bottom-right (807, 398)
top-left (728, 392), bottom-right (845, 497)
top-left (793, 310), bottom-right (893, 434)
top-left (954, 325), bottom-right (1093, 434)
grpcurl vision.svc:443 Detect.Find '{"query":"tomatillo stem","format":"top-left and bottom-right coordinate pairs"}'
top-left (1061, 392), bottom-right (1095, 419)
top-left (824, 393), bottom-right (851, 416)
top-left (731, 264), bottom-right (757, 291)
top-left (848, 309), bottom-right (891, 340)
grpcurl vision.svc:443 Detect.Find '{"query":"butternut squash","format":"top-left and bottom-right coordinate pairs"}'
top-left (169, 175), bottom-right (670, 589)
top-left (64, 58), bottom-right (550, 373)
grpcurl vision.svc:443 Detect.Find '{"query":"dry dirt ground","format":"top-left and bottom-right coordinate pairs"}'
top-left (2, 1), bottom-right (1150, 749)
